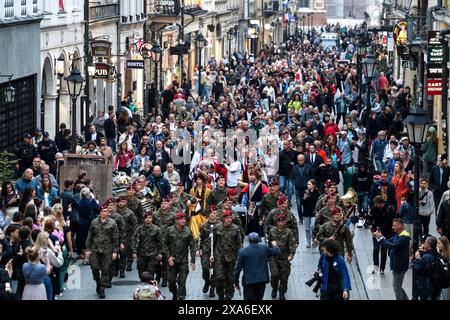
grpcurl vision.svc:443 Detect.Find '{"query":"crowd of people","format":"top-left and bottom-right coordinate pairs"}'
top-left (1, 23), bottom-right (450, 301)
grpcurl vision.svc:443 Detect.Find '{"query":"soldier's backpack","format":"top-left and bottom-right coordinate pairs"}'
top-left (432, 256), bottom-right (450, 289)
top-left (134, 281), bottom-right (164, 300)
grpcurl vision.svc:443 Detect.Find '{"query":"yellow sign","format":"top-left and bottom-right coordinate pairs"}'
top-left (393, 20), bottom-right (408, 47)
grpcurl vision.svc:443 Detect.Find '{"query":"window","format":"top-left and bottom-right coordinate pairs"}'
top-left (298, 0), bottom-right (309, 8)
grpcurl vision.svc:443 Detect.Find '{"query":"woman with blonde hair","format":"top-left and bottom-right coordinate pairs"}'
top-left (21, 247), bottom-right (51, 300)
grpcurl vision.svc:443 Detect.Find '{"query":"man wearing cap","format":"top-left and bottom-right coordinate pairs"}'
top-left (132, 210), bottom-right (163, 281)
top-left (37, 131), bottom-right (58, 174)
top-left (206, 175), bottom-right (227, 212)
top-left (266, 195), bottom-right (299, 245)
top-left (116, 196), bottom-right (138, 274)
top-left (261, 180), bottom-right (284, 221)
top-left (197, 206), bottom-right (220, 298)
top-left (164, 212), bottom-right (196, 300)
top-left (127, 183), bottom-right (144, 224)
top-left (106, 198), bottom-right (126, 280)
top-left (316, 208), bottom-right (354, 263)
top-left (173, 182), bottom-right (195, 213)
top-left (15, 133), bottom-right (38, 177)
top-left (268, 213), bottom-right (297, 300)
top-left (313, 193), bottom-right (345, 241)
top-left (314, 181), bottom-right (347, 215)
top-left (234, 232), bottom-right (280, 300)
top-left (153, 196), bottom-right (176, 286)
top-left (212, 209), bottom-right (242, 300)
top-left (85, 204), bottom-right (119, 298)
top-left (397, 136), bottom-right (415, 158)
top-left (217, 196), bottom-right (245, 240)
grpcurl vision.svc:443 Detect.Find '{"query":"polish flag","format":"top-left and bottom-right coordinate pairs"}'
top-left (59, 0), bottom-right (65, 12)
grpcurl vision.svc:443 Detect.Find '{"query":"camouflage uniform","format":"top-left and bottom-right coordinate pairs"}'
top-left (316, 220), bottom-right (354, 256)
top-left (132, 222), bottom-right (163, 280)
top-left (206, 187), bottom-right (227, 212)
top-left (127, 195), bottom-right (144, 224)
top-left (312, 205), bottom-right (345, 240)
top-left (314, 195), bottom-right (348, 217)
top-left (266, 209), bottom-right (299, 244)
top-left (173, 192), bottom-right (195, 213)
top-left (261, 192), bottom-right (284, 237)
top-left (118, 207), bottom-right (138, 271)
top-left (268, 226), bottom-right (297, 295)
top-left (109, 210), bottom-right (125, 280)
top-left (86, 217), bottom-right (119, 289)
top-left (216, 208), bottom-right (245, 240)
top-left (153, 208), bottom-right (175, 282)
top-left (213, 222), bottom-right (242, 300)
top-left (164, 225), bottom-right (196, 299)
top-left (198, 219), bottom-right (220, 288)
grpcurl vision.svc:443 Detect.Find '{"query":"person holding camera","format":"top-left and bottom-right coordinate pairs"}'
top-left (315, 239), bottom-right (351, 300)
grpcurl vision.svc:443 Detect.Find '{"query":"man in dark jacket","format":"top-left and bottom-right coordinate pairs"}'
top-left (60, 180), bottom-right (78, 221)
top-left (234, 232), bottom-right (280, 300)
top-left (37, 131), bottom-right (58, 174)
top-left (369, 170), bottom-right (397, 211)
top-left (292, 154), bottom-right (313, 223)
top-left (85, 125), bottom-right (105, 146)
top-left (278, 140), bottom-right (298, 205)
top-left (318, 158), bottom-right (340, 190)
top-left (15, 133), bottom-right (38, 178)
top-left (429, 155), bottom-right (450, 212)
top-left (104, 111), bottom-right (117, 153)
top-left (412, 235), bottom-right (440, 300)
top-left (373, 218), bottom-right (411, 300)
top-left (352, 163), bottom-right (372, 215)
top-left (147, 165), bottom-right (171, 199)
top-left (149, 141), bottom-right (171, 173)
top-left (437, 196), bottom-right (450, 239)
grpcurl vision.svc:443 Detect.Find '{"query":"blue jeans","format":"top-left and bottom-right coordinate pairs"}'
top-left (43, 275), bottom-right (53, 300)
top-left (279, 176), bottom-right (294, 204)
top-left (357, 192), bottom-right (369, 214)
top-left (304, 216), bottom-right (315, 245)
top-left (295, 189), bottom-right (305, 219)
top-left (374, 158), bottom-right (385, 173)
top-left (107, 138), bottom-right (117, 153)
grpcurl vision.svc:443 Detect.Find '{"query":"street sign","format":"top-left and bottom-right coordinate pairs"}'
top-left (90, 40), bottom-right (112, 57)
top-left (428, 31), bottom-right (445, 46)
top-left (126, 60), bottom-right (144, 69)
top-left (428, 46), bottom-right (444, 63)
top-left (93, 63), bottom-right (110, 79)
top-left (402, 60), bottom-right (409, 69)
top-left (426, 79), bottom-right (442, 96)
top-left (427, 64), bottom-right (443, 79)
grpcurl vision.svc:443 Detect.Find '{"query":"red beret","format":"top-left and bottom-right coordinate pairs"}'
top-left (227, 188), bottom-right (238, 197)
top-left (222, 210), bottom-right (233, 218)
top-left (276, 213), bottom-right (286, 221)
top-left (116, 195), bottom-right (127, 202)
top-left (331, 208), bottom-right (342, 215)
top-left (277, 195), bottom-right (288, 205)
top-left (100, 204), bottom-right (109, 211)
top-left (269, 180), bottom-right (279, 187)
top-left (175, 212), bottom-right (185, 220)
top-left (127, 184), bottom-right (135, 190)
top-left (162, 196), bottom-right (171, 203)
top-left (105, 198), bottom-right (115, 205)
top-left (215, 175), bottom-right (225, 182)
top-left (209, 204), bottom-right (218, 212)
top-left (177, 182), bottom-right (184, 187)
top-left (143, 210), bottom-right (153, 219)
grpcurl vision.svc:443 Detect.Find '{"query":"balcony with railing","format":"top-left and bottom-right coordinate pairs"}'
top-left (90, 1), bottom-right (120, 21)
top-left (147, 0), bottom-right (181, 16)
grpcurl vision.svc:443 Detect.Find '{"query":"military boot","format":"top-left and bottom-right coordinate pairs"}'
top-left (126, 262), bottom-right (132, 272)
top-left (96, 281), bottom-right (100, 294)
top-left (209, 286), bottom-right (215, 298)
top-left (98, 288), bottom-right (106, 299)
top-left (279, 292), bottom-right (286, 300)
top-left (119, 270), bottom-right (126, 278)
top-left (271, 288), bottom-right (277, 299)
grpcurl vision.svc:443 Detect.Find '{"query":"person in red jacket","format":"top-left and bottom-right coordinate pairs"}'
top-left (114, 141), bottom-right (135, 176)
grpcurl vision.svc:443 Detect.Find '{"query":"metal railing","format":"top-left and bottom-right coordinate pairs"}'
top-left (148, 0), bottom-right (181, 16)
top-left (90, 3), bottom-right (119, 21)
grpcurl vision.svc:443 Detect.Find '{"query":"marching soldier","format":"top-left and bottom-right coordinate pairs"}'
top-left (85, 204), bottom-right (119, 299)
top-left (312, 193), bottom-right (345, 241)
top-left (132, 210), bottom-right (164, 280)
top-left (206, 175), bottom-right (227, 211)
top-left (106, 198), bottom-right (125, 281)
top-left (315, 207), bottom-right (354, 263)
top-left (173, 181), bottom-right (196, 213)
top-left (268, 213), bottom-right (297, 300)
top-left (266, 195), bottom-right (299, 245)
top-left (196, 205), bottom-right (220, 298)
top-left (213, 209), bottom-right (242, 300)
top-left (116, 196), bottom-right (138, 274)
top-left (261, 179), bottom-right (285, 237)
top-left (314, 180), bottom-right (348, 216)
top-left (164, 212), bottom-right (196, 300)
top-left (127, 183), bottom-right (144, 224)
top-left (217, 196), bottom-right (245, 240)
top-left (153, 196), bottom-right (176, 286)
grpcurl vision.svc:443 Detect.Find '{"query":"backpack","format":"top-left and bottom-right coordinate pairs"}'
top-left (432, 256), bottom-right (450, 289)
top-left (134, 281), bottom-right (164, 300)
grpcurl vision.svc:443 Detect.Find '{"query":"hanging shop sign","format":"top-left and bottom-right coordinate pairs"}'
top-left (93, 63), bottom-right (111, 79)
top-left (427, 65), bottom-right (443, 79)
top-left (126, 60), bottom-right (144, 69)
top-left (428, 46), bottom-right (444, 64)
top-left (428, 31), bottom-right (445, 46)
top-left (90, 40), bottom-right (112, 57)
top-left (426, 79), bottom-right (442, 96)
top-left (393, 20), bottom-right (408, 47)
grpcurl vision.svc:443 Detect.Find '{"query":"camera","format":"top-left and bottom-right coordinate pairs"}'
top-left (305, 271), bottom-right (323, 294)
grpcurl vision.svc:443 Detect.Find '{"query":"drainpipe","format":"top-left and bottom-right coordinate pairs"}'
top-left (440, 27), bottom-right (450, 159)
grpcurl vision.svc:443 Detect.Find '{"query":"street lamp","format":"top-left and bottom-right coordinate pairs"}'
top-left (65, 66), bottom-right (84, 153)
top-left (196, 32), bottom-right (207, 99)
top-left (0, 74), bottom-right (15, 104)
top-left (362, 52), bottom-right (377, 124)
top-left (227, 28), bottom-right (234, 57)
top-left (402, 107), bottom-right (432, 300)
top-left (150, 42), bottom-right (163, 116)
top-left (55, 53), bottom-right (65, 132)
